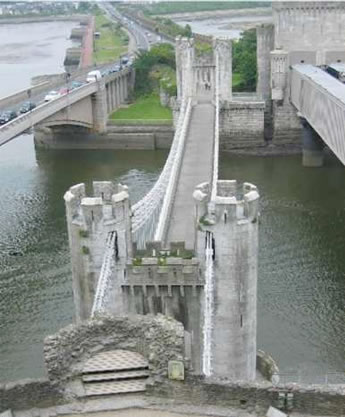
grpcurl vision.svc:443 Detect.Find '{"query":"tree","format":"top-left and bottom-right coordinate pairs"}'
top-left (232, 28), bottom-right (257, 91)
top-left (133, 43), bottom-right (175, 96)
top-left (183, 24), bottom-right (192, 38)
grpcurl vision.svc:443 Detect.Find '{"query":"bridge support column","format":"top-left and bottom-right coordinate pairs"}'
top-left (301, 118), bottom-right (324, 167)
top-left (124, 74), bottom-right (128, 100)
top-left (110, 81), bottom-right (115, 112)
top-left (116, 79), bottom-right (121, 108)
top-left (92, 80), bottom-right (107, 133)
top-left (194, 180), bottom-right (259, 381)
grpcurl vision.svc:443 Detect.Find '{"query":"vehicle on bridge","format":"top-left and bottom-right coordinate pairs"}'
top-left (44, 90), bottom-right (60, 102)
top-left (59, 87), bottom-right (69, 96)
top-left (325, 63), bottom-right (345, 83)
top-left (0, 110), bottom-right (17, 125)
top-left (86, 70), bottom-right (102, 83)
top-left (19, 101), bottom-right (36, 113)
top-left (70, 81), bottom-right (84, 90)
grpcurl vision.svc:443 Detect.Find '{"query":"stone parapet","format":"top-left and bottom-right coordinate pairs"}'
top-left (147, 374), bottom-right (345, 416)
top-left (0, 378), bottom-right (62, 413)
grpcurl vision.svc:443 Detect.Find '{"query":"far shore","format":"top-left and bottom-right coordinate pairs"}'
top-left (0, 14), bottom-right (88, 24)
top-left (155, 7), bottom-right (272, 22)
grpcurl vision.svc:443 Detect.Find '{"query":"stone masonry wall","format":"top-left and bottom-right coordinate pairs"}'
top-left (0, 378), bottom-right (62, 413)
top-left (272, 99), bottom-right (302, 145)
top-left (148, 375), bottom-right (345, 416)
top-left (219, 101), bottom-right (265, 149)
top-left (44, 314), bottom-right (185, 386)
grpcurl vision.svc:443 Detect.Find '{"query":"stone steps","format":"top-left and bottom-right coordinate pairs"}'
top-left (81, 350), bottom-right (149, 397)
top-left (82, 369), bottom-right (149, 382)
top-left (83, 379), bottom-right (147, 396)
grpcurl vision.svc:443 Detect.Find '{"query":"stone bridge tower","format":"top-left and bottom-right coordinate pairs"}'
top-left (194, 180), bottom-right (259, 381)
top-left (175, 36), bottom-right (232, 101)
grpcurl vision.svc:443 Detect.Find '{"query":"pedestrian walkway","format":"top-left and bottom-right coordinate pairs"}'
top-left (165, 101), bottom-right (215, 249)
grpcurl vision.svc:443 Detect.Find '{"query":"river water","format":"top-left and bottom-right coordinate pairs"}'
top-left (1, 21), bottom-right (345, 383)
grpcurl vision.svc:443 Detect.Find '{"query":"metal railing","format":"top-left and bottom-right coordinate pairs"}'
top-left (91, 231), bottom-right (117, 317)
top-left (131, 97), bottom-right (191, 248)
top-left (210, 53), bottom-right (220, 202)
top-left (154, 98), bottom-right (192, 244)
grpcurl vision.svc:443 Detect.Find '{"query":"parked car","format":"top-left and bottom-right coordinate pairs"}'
top-left (0, 110), bottom-right (17, 125)
top-left (19, 101), bottom-right (36, 113)
top-left (112, 64), bottom-right (121, 72)
top-left (44, 91), bottom-right (60, 102)
top-left (70, 81), bottom-right (84, 90)
top-left (86, 70), bottom-right (102, 83)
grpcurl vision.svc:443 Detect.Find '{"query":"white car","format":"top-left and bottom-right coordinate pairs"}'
top-left (44, 91), bottom-right (60, 102)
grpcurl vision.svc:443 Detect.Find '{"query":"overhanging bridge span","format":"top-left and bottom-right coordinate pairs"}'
top-left (0, 68), bottom-right (132, 146)
top-left (290, 64), bottom-right (345, 165)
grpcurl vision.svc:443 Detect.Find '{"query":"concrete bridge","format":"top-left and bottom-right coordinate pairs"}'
top-left (256, 1), bottom-right (345, 166)
top-left (0, 67), bottom-right (133, 147)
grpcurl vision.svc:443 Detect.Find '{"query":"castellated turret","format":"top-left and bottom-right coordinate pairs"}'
top-left (64, 181), bottom-right (132, 322)
top-left (194, 180), bottom-right (259, 381)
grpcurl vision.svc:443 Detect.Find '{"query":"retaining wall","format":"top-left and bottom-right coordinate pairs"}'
top-left (148, 375), bottom-right (345, 416)
top-left (34, 124), bottom-right (174, 150)
top-left (0, 379), bottom-right (62, 413)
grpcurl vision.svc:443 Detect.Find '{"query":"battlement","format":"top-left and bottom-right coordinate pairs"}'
top-left (133, 240), bottom-right (194, 258)
top-left (64, 181), bottom-right (130, 227)
top-left (194, 179), bottom-right (259, 224)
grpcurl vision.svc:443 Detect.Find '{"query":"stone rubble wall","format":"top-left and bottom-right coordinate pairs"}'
top-left (147, 375), bottom-right (345, 416)
top-left (0, 378), bottom-right (62, 413)
top-left (44, 314), bottom-right (185, 386)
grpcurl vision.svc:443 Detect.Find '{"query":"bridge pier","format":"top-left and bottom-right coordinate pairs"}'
top-left (301, 118), bottom-right (324, 167)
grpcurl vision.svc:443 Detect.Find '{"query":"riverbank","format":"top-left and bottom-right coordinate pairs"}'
top-left (0, 14), bottom-right (89, 24)
top-left (161, 7), bottom-right (272, 22)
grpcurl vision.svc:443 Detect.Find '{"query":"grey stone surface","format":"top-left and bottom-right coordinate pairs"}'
top-left (148, 375), bottom-right (345, 416)
top-left (0, 379), bottom-right (62, 414)
top-left (166, 102), bottom-right (214, 249)
top-left (266, 406), bottom-right (287, 417)
top-left (44, 314), bottom-right (185, 387)
top-left (220, 101), bottom-right (265, 149)
top-left (195, 181), bottom-right (259, 381)
top-left (0, 410), bottom-right (13, 417)
top-left (256, 350), bottom-right (279, 383)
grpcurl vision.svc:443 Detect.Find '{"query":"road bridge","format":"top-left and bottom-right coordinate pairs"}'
top-left (290, 64), bottom-right (345, 167)
top-left (0, 67), bottom-right (133, 147)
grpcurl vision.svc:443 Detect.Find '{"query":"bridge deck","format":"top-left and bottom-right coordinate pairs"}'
top-left (291, 64), bottom-right (345, 165)
top-left (166, 101), bottom-right (214, 249)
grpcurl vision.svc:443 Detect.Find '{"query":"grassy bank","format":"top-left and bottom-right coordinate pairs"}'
top-left (110, 94), bottom-right (173, 123)
top-left (93, 15), bottom-right (128, 65)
